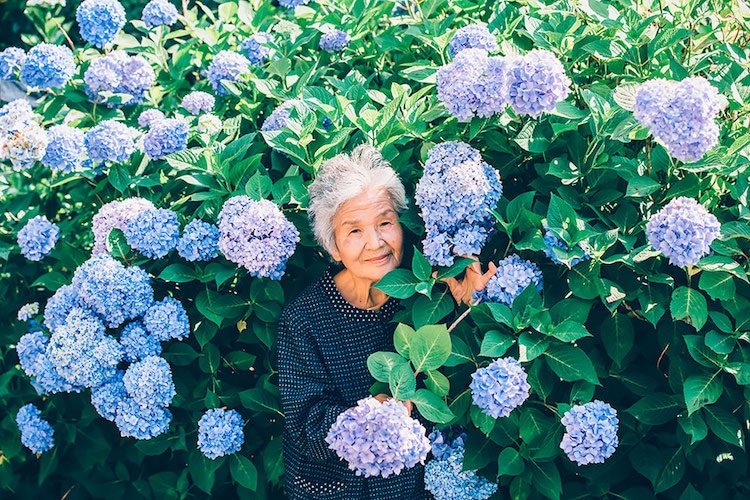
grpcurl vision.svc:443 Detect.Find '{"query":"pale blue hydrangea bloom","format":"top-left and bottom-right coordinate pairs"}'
top-left (437, 48), bottom-right (508, 121)
top-left (76, 0), bottom-right (126, 48)
top-left (543, 226), bottom-right (590, 266)
top-left (115, 397), bottom-right (172, 439)
top-left (124, 208), bottom-right (180, 258)
top-left (241, 32), bottom-right (273, 65)
top-left (197, 113), bottom-right (222, 134)
top-left (217, 196), bottom-right (300, 279)
top-left (447, 24), bottom-right (498, 58)
top-left (646, 197), bottom-right (720, 267)
top-left (278, 0), bottom-right (310, 8)
top-left (137, 109), bottom-right (166, 128)
top-left (91, 197), bottom-right (155, 254)
top-left (122, 356), bottom-right (175, 408)
top-left (470, 357), bottom-right (530, 418)
top-left (84, 51), bottom-right (155, 108)
top-left (478, 254), bottom-right (543, 306)
top-left (91, 370), bottom-right (126, 421)
top-left (17, 216), bottom-right (59, 261)
top-left (205, 50), bottom-right (250, 95)
top-left (261, 99), bottom-right (303, 131)
top-left (141, 0), bottom-right (178, 28)
top-left (415, 142), bottom-right (502, 266)
top-left (0, 99), bottom-right (35, 135)
top-left (2, 120), bottom-right (48, 171)
top-left (425, 434), bottom-right (498, 500)
top-left (319, 29), bottom-right (351, 52)
top-left (142, 296), bottom-right (190, 341)
top-left (16, 404), bottom-right (55, 453)
top-left (19, 43), bottom-right (75, 89)
top-left (84, 120), bottom-right (138, 164)
top-left (177, 219), bottom-right (220, 261)
top-left (18, 302), bottom-right (39, 321)
top-left (0, 47), bottom-right (25, 80)
top-left (143, 118), bottom-right (188, 159)
top-left (325, 397), bottom-right (431, 478)
top-left (197, 408), bottom-right (245, 459)
top-left (506, 49), bottom-right (571, 118)
top-left (120, 321), bottom-right (161, 362)
top-left (41, 125), bottom-right (85, 172)
top-left (17, 331), bottom-right (82, 394)
top-left (181, 91), bottom-right (214, 115)
top-left (43, 284), bottom-right (80, 331)
top-left (560, 400), bottom-right (619, 465)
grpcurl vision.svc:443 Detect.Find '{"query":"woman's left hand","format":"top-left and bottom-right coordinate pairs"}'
top-left (441, 258), bottom-right (497, 305)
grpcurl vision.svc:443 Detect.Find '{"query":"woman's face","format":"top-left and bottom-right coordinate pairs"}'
top-left (331, 188), bottom-right (403, 284)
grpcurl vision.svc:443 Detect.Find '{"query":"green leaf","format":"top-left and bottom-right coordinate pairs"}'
top-left (626, 176), bottom-right (661, 197)
top-left (409, 324), bottom-right (452, 373)
top-left (393, 323), bottom-right (414, 358)
top-left (412, 292), bottom-right (453, 329)
top-left (697, 255), bottom-right (747, 282)
top-left (684, 335), bottom-right (727, 368)
top-left (683, 373), bottom-right (722, 415)
top-left (435, 257), bottom-right (476, 279)
top-left (698, 271), bottom-right (735, 301)
top-left (703, 406), bottom-right (745, 450)
top-left (230, 455), bottom-right (258, 491)
top-left (107, 228), bottom-right (131, 260)
top-left (411, 388), bottom-right (454, 423)
top-left (479, 330), bottom-right (514, 358)
top-left (188, 452), bottom-right (218, 494)
top-left (411, 247), bottom-right (432, 281)
top-left (367, 352), bottom-right (407, 383)
top-left (543, 344), bottom-right (600, 385)
top-left (639, 283), bottom-right (668, 327)
top-left (568, 261), bottom-right (601, 299)
top-left (108, 163), bottom-right (131, 192)
top-left (518, 331), bottom-right (550, 362)
top-left (470, 405), bottom-right (496, 435)
top-left (724, 362), bottom-right (750, 385)
top-left (238, 388), bottom-right (282, 416)
top-left (444, 336), bottom-right (475, 366)
top-left (373, 269), bottom-right (420, 299)
top-left (546, 194), bottom-right (578, 236)
top-left (678, 412), bottom-right (708, 444)
top-left (549, 320), bottom-right (592, 343)
top-left (389, 362), bottom-right (416, 400)
top-left (704, 329), bottom-right (736, 355)
top-left (600, 314), bottom-right (634, 366)
top-left (627, 393), bottom-right (683, 425)
top-left (163, 343), bottom-right (200, 366)
top-left (486, 302), bottom-right (513, 327)
top-left (670, 287), bottom-right (708, 330)
top-left (630, 445), bottom-right (685, 494)
top-left (531, 461), bottom-right (562, 500)
top-left (244, 170), bottom-right (273, 201)
top-left (31, 271), bottom-right (69, 291)
top-left (424, 369), bottom-right (449, 397)
top-left (497, 448), bottom-right (525, 477)
top-left (220, 132), bottom-right (256, 166)
top-left (158, 263), bottom-right (196, 283)
top-left (196, 289), bottom-right (248, 326)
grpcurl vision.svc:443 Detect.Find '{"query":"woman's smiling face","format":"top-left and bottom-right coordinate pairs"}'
top-left (331, 188), bottom-right (403, 284)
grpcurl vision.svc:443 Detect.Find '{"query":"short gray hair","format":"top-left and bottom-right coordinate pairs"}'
top-left (308, 144), bottom-right (407, 256)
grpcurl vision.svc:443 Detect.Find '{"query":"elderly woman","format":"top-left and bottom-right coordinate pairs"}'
top-left (277, 145), bottom-right (491, 499)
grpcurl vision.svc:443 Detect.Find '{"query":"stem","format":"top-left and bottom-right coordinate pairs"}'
top-left (53, 18), bottom-right (76, 52)
top-left (448, 298), bottom-right (481, 333)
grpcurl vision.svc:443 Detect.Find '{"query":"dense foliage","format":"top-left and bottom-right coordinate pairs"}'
top-left (2, 0), bottom-right (750, 498)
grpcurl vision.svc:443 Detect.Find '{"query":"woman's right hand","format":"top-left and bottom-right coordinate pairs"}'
top-left (374, 393), bottom-right (413, 415)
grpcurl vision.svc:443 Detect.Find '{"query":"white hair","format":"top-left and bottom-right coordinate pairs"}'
top-left (308, 144), bottom-right (407, 256)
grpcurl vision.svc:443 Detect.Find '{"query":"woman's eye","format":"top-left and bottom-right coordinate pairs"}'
top-left (381, 220), bottom-right (392, 227)
top-left (349, 229), bottom-right (360, 235)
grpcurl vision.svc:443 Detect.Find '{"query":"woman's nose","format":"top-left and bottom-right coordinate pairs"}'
top-left (364, 226), bottom-right (384, 249)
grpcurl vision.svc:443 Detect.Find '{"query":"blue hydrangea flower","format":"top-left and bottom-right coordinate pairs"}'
top-left (17, 216), bottom-right (59, 261)
top-left (115, 397), bottom-right (172, 439)
top-left (217, 196), bottom-right (300, 279)
top-left (43, 284), bottom-right (80, 331)
top-left (177, 219), bottom-right (220, 261)
top-left (646, 197), bottom-right (720, 267)
top-left (76, 0), bottom-right (126, 48)
top-left (19, 43), bottom-right (75, 90)
top-left (326, 397), bottom-right (431, 478)
top-left (0, 47), bottom-right (25, 80)
top-left (122, 356), bottom-right (175, 408)
top-left (17, 331), bottom-right (82, 395)
top-left (241, 32), bottom-right (273, 65)
top-left (138, 109), bottom-right (165, 128)
top-left (46, 307), bottom-right (123, 388)
top-left (478, 254), bottom-right (543, 306)
top-left (124, 208), bottom-right (180, 258)
top-left (0, 99), bottom-right (35, 135)
top-left (120, 321), bottom-right (161, 362)
top-left (437, 48), bottom-right (508, 122)
top-left (143, 118), bottom-right (188, 159)
top-left (205, 50), bottom-right (250, 95)
top-left (197, 113), bottom-right (222, 134)
top-left (415, 142), bottom-right (502, 266)
top-left (425, 440), bottom-right (498, 500)
top-left (543, 226), bottom-right (591, 266)
top-left (16, 404), bottom-right (54, 453)
top-left (319, 29), bottom-right (351, 52)
top-left (2, 120), bottom-right (48, 171)
top-left (197, 408), bottom-right (245, 459)
top-left (91, 370), bottom-right (126, 421)
top-left (92, 197), bottom-right (155, 254)
top-left (84, 51), bottom-right (155, 108)
top-left (428, 427), bottom-right (466, 460)
top-left (84, 120), bottom-right (138, 164)
top-left (41, 125), bottom-right (85, 172)
top-left (261, 99), bottom-right (304, 132)
top-left (142, 296), bottom-right (190, 341)
top-left (141, 0), bottom-right (178, 28)
top-left (560, 400), bottom-right (618, 465)
top-left (180, 91), bottom-right (214, 115)
top-left (322, 116), bottom-right (333, 131)
top-left (447, 24), bottom-right (498, 58)
top-left (470, 357), bottom-right (530, 418)
top-left (506, 49), bottom-right (571, 118)
top-left (18, 302), bottom-right (39, 321)
top-left (278, 0), bottom-right (310, 8)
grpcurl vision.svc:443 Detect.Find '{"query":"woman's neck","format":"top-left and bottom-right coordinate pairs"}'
top-left (333, 268), bottom-right (389, 310)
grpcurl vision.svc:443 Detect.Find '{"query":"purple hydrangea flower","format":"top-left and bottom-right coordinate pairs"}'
top-left (543, 226), bottom-right (591, 266)
top-left (479, 254), bottom-right (542, 306)
top-left (141, 0), bottom-right (178, 28)
top-left (415, 142), bottom-right (502, 266)
top-left (84, 51), bottom-right (155, 108)
top-left (92, 197), bottom-right (155, 254)
top-left (138, 109), bottom-right (166, 128)
top-left (17, 331), bottom-right (82, 395)
top-left (17, 216), bottom-right (59, 261)
top-left (319, 29), bottom-right (351, 52)
top-left (122, 356), bottom-right (175, 408)
top-left (560, 400), bottom-right (619, 465)
top-left (91, 370), bottom-right (126, 421)
top-left (447, 24), bottom-right (498, 58)
top-left (261, 99), bottom-right (303, 131)
top-left (326, 397), bottom-right (430, 478)
top-left (197, 113), bottom-right (222, 134)
top-left (197, 408), bottom-right (245, 459)
top-left (205, 51), bottom-right (250, 95)
top-left (84, 120), bottom-right (138, 164)
top-left (18, 302), bottom-right (40, 321)
top-left (41, 125), bottom-right (85, 172)
top-left (0, 47), bottom-right (25, 80)
top-left (217, 196), bottom-right (300, 279)
top-left (115, 397), bottom-right (172, 439)
top-left (241, 32), bottom-right (273, 65)
top-left (181, 91), bottom-right (214, 115)
top-left (142, 296), bottom-right (190, 341)
top-left (16, 404), bottom-right (55, 453)
top-left (143, 118), bottom-right (188, 159)
top-left (120, 321), bottom-right (161, 362)
top-left (425, 439), bottom-right (498, 500)
top-left (177, 219), bottom-right (220, 261)
top-left (278, 0), bottom-right (310, 8)
top-left (470, 357), bottom-right (530, 418)
top-left (428, 428), bottom-right (466, 460)
top-left (506, 49), bottom-right (571, 118)
top-left (76, 0), bottom-right (126, 48)
top-left (19, 43), bottom-right (75, 90)
top-left (124, 208), bottom-right (180, 258)
top-left (646, 197), bottom-right (721, 267)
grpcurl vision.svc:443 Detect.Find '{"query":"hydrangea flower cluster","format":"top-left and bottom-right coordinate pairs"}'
top-left (19, 43), bottom-right (75, 89)
top-left (470, 357), bottom-right (530, 418)
top-left (415, 142), bottom-right (503, 266)
top-left (634, 77), bottom-right (725, 162)
top-left (114, 397), bottom-right (173, 439)
top-left (177, 219), bottom-right (220, 261)
top-left (506, 49), bottom-right (571, 118)
top-left (646, 197), bottom-right (721, 267)
top-left (17, 330), bottom-right (80, 394)
top-left (181, 91), bottom-right (214, 115)
top-left (138, 109), bottom-right (166, 128)
top-left (197, 113), bottom-right (222, 134)
top-left (197, 408), bottom-right (245, 459)
top-left (16, 404), bottom-right (55, 454)
top-left (478, 254), bottom-right (543, 306)
top-left (325, 397), bottom-right (430, 478)
top-left (241, 32), bottom-right (273, 65)
top-left (560, 400), bottom-right (619, 465)
top-left (17, 216), bottom-right (59, 261)
top-left (124, 208), bottom-right (180, 258)
top-left (92, 197), bottom-right (155, 254)
top-left (142, 297), bottom-right (190, 341)
top-left (319, 29), bottom-right (351, 52)
top-left (205, 51), bottom-right (250, 95)
top-left (18, 302), bottom-right (39, 321)
top-left (0, 47), bottom-right (25, 80)
top-left (84, 120), bottom-right (138, 165)
top-left (42, 284), bottom-right (79, 332)
top-left (76, 0), bottom-right (126, 48)
top-left (447, 24), bottom-right (498, 58)
top-left (261, 99), bottom-right (303, 131)
top-left (217, 196), bottom-right (300, 279)
top-left (278, 0), bottom-right (310, 8)
top-left (41, 125), bottom-right (85, 172)
top-left (543, 226), bottom-right (591, 266)
top-left (141, 0), bottom-right (178, 28)
top-left (143, 118), bottom-right (188, 159)
top-left (0, 100), bottom-right (48, 171)
top-left (123, 356), bottom-right (175, 407)
top-left (0, 100), bottom-right (34, 135)
top-left (120, 321), bottom-right (162, 362)
top-left (84, 51), bottom-right (155, 107)
top-left (424, 430), bottom-right (498, 500)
